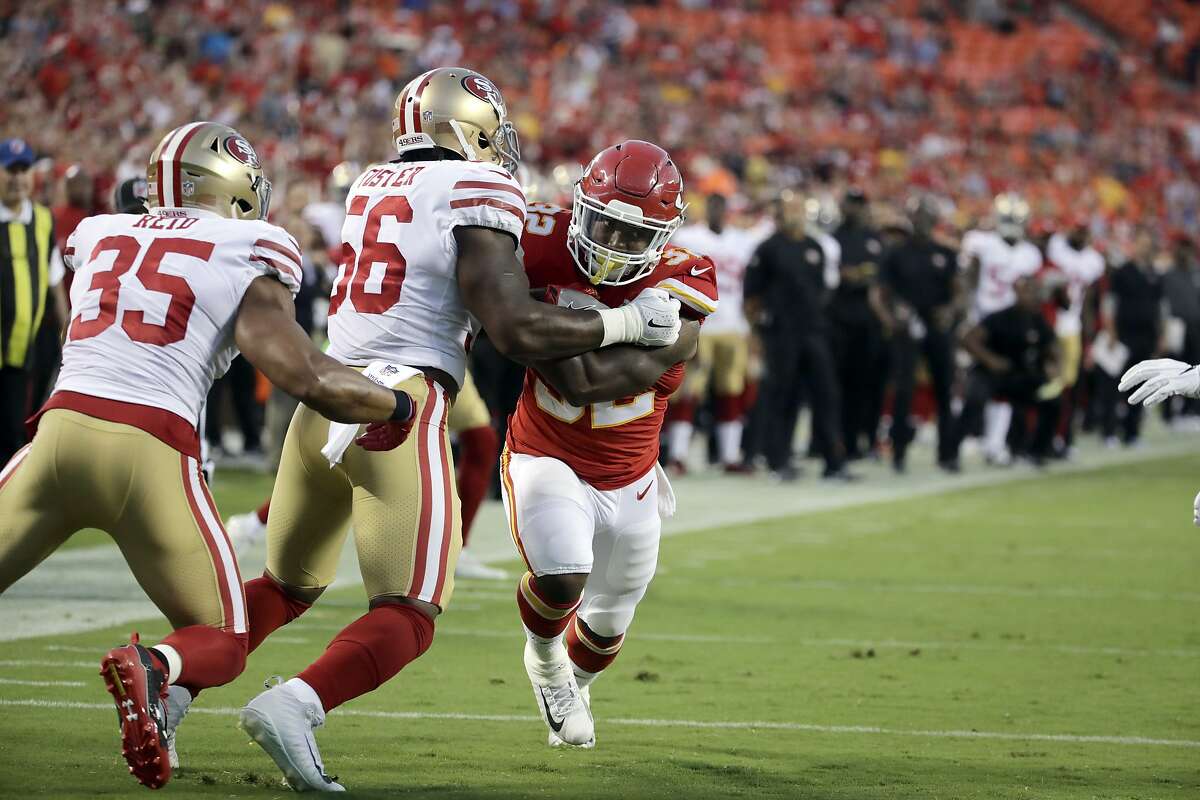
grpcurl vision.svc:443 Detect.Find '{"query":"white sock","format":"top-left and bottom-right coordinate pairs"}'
top-left (153, 643), bottom-right (182, 685)
top-left (717, 420), bottom-right (743, 465)
top-left (284, 677), bottom-right (325, 714)
top-left (523, 625), bottom-right (564, 663)
top-left (667, 421), bottom-right (693, 463)
top-left (983, 401), bottom-right (1011, 456)
top-left (571, 663), bottom-right (599, 690)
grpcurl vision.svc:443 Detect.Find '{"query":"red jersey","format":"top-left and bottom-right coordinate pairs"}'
top-left (506, 203), bottom-right (719, 489)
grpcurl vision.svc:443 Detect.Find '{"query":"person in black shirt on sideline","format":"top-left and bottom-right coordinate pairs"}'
top-left (744, 193), bottom-right (853, 480)
top-left (948, 275), bottom-right (1061, 468)
top-left (831, 188), bottom-right (889, 460)
top-left (1099, 230), bottom-right (1165, 445)
top-left (879, 195), bottom-right (963, 472)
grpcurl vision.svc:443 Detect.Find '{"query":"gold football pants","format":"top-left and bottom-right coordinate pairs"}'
top-left (266, 374), bottom-right (462, 609)
top-left (0, 409), bottom-right (245, 633)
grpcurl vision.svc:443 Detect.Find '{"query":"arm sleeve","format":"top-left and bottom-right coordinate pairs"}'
top-left (657, 255), bottom-right (719, 320)
top-left (245, 223), bottom-right (303, 297)
top-left (448, 165), bottom-right (527, 241)
top-left (63, 226), bottom-right (82, 272)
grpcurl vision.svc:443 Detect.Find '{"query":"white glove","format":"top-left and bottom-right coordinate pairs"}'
top-left (596, 287), bottom-right (680, 347)
top-left (1118, 359), bottom-right (1200, 407)
top-left (1193, 489), bottom-right (1200, 527)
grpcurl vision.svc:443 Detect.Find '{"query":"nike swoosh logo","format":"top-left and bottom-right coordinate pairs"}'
top-left (690, 265), bottom-right (712, 276)
top-left (539, 688), bottom-right (565, 733)
top-left (636, 482), bottom-right (653, 501)
top-left (647, 320), bottom-right (673, 328)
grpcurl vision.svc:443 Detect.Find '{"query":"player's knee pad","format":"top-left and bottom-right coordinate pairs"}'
top-left (579, 524), bottom-right (660, 637)
top-left (504, 454), bottom-right (596, 574)
top-left (577, 593), bottom-right (641, 639)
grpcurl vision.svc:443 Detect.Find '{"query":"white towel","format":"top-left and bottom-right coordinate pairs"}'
top-left (654, 461), bottom-right (676, 519)
top-left (1091, 331), bottom-right (1130, 378)
top-left (321, 362), bottom-right (420, 467)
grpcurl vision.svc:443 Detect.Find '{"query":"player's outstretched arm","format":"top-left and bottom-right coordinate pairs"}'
top-left (455, 226), bottom-right (681, 360)
top-left (533, 321), bottom-right (701, 406)
top-left (235, 276), bottom-right (402, 424)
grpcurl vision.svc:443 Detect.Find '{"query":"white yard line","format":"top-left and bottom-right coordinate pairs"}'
top-left (0, 698), bottom-right (1196, 749)
top-left (0, 678), bottom-right (85, 687)
top-left (1, 431), bottom-right (1197, 642)
top-left (0, 659), bottom-right (96, 669)
top-left (691, 578), bottom-right (1200, 604)
top-left (10, 631), bottom-right (1197, 671)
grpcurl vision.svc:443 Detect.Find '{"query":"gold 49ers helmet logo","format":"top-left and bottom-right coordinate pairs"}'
top-left (224, 135), bottom-right (261, 168)
top-left (461, 74), bottom-right (505, 115)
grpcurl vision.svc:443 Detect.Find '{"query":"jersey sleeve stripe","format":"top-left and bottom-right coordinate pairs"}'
top-left (449, 197), bottom-right (526, 224)
top-left (249, 254), bottom-right (301, 287)
top-left (253, 238), bottom-right (303, 269)
top-left (658, 278), bottom-right (718, 314)
top-left (452, 180), bottom-right (526, 202)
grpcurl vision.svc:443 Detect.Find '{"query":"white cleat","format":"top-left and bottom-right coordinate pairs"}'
top-left (226, 512), bottom-right (267, 556)
top-left (548, 685), bottom-right (594, 748)
top-left (163, 685), bottom-right (193, 770)
top-left (523, 641), bottom-right (594, 747)
top-left (454, 549), bottom-right (508, 581)
top-left (240, 681), bottom-right (345, 793)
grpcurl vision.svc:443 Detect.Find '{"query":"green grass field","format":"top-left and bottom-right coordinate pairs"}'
top-left (1, 456), bottom-right (1198, 799)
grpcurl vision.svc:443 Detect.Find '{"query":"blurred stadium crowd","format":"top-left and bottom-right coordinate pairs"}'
top-left (4, 0), bottom-right (1200, 483)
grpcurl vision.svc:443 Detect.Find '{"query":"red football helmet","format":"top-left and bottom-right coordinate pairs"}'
top-left (568, 140), bottom-right (686, 285)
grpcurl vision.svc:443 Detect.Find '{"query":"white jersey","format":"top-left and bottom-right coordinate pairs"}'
top-left (672, 221), bottom-right (772, 334)
top-left (325, 160), bottom-right (526, 387)
top-left (1046, 233), bottom-right (1105, 337)
top-left (302, 200), bottom-right (345, 251)
top-left (58, 208), bottom-right (301, 426)
top-left (961, 229), bottom-right (1042, 316)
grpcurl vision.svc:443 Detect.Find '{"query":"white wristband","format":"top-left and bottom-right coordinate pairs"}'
top-left (597, 306), bottom-right (636, 347)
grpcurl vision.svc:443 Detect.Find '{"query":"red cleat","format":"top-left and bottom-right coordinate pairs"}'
top-left (723, 462), bottom-right (756, 475)
top-left (100, 633), bottom-right (172, 790)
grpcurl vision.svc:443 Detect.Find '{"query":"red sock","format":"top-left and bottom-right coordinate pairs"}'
top-left (566, 616), bottom-right (624, 675)
top-left (298, 604), bottom-right (434, 712)
top-left (255, 498), bottom-right (271, 525)
top-left (456, 425), bottom-right (498, 546)
top-left (245, 574), bottom-right (311, 654)
top-left (157, 625), bottom-right (248, 694)
top-left (741, 380), bottom-right (758, 416)
top-left (714, 393), bottom-right (741, 423)
top-left (666, 397), bottom-right (696, 424)
top-left (516, 572), bottom-right (579, 639)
